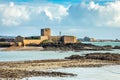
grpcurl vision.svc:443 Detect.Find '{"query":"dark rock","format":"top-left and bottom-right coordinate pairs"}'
top-left (102, 45), bottom-right (112, 50)
top-left (65, 53), bottom-right (120, 61)
top-left (40, 43), bottom-right (112, 51)
top-left (85, 53), bottom-right (120, 61)
top-left (113, 46), bottom-right (120, 49)
top-left (65, 55), bottom-right (85, 59)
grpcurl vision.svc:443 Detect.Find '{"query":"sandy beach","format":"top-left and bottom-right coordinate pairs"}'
top-left (0, 57), bottom-right (120, 79)
top-left (1, 46), bottom-right (44, 51)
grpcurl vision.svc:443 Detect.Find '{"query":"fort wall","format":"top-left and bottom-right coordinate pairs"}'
top-left (61, 36), bottom-right (77, 44)
top-left (15, 36), bottom-right (48, 46)
top-left (50, 36), bottom-right (61, 43)
top-left (23, 36), bottom-right (48, 46)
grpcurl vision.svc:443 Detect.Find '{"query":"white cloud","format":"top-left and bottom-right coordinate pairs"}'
top-left (82, 1), bottom-right (120, 27)
top-left (0, 2), bottom-right (68, 26)
top-left (59, 1), bottom-right (120, 28)
top-left (0, 1), bottom-right (120, 28)
top-left (0, 2), bottom-right (30, 26)
top-left (100, 1), bottom-right (120, 27)
top-left (35, 4), bottom-right (68, 20)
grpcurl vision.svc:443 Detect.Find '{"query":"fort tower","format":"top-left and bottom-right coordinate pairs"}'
top-left (41, 28), bottom-right (51, 39)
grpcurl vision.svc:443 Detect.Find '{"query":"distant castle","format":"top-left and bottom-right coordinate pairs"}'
top-left (41, 28), bottom-right (51, 38)
top-left (15, 28), bottom-right (77, 46)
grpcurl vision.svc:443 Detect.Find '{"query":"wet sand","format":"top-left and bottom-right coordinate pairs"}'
top-left (0, 59), bottom-right (119, 79)
top-left (1, 46), bottom-right (44, 51)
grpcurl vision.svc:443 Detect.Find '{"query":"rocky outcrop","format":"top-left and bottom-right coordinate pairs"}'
top-left (65, 53), bottom-right (120, 61)
top-left (65, 55), bottom-right (85, 60)
top-left (0, 53), bottom-right (120, 79)
top-left (40, 43), bottom-right (112, 51)
top-left (113, 46), bottom-right (120, 49)
top-left (85, 53), bottom-right (120, 61)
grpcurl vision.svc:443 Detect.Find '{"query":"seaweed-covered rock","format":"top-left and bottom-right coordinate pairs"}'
top-left (85, 53), bottom-right (120, 61)
top-left (40, 43), bottom-right (112, 51)
top-left (65, 55), bottom-right (84, 59)
top-left (65, 53), bottom-right (120, 61)
top-left (113, 46), bottom-right (120, 49)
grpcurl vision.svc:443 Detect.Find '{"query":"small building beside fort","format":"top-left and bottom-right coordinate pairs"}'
top-left (61, 36), bottom-right (76, 44)
top-left (15, 28), bottom-right (77, 46)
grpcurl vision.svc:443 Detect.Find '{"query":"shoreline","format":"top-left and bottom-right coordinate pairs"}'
top-left (0, 42), bottom-right (120, 51)
top-left (0, 45), bottom-right (120, 79)
top-left (0, 59), bottom-right (117, 79)
top-left (0, 42), bottom-right (120, 52)
top-left (0, 54), bottom-right (120, 79)
top-left (0, 46), bottom-right (114, 51)
top-left (1, 46), bottom-right (44, 51)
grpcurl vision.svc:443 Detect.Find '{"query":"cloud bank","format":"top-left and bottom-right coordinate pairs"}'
top-left (0, 2), bottom-right (68, 26)
top-left (0, 1), bottom-right (120, 39)
top-left (0, 1), bottom-right (120, 27)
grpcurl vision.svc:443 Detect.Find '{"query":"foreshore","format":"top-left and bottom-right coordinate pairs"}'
top-left (1, 43), bottom-right (120, 51)
top-left (0, 43), bottom-right (120, 79)
top-left (0, 53), bottom-right (120, 79)
top-left (1, 46), bottom-right (44, 51)
top-left (0, 45), bottom-right (112, 51)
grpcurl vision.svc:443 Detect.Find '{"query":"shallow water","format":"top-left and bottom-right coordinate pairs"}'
top-left (0, 42), bottom-right (120, 62)
top-left (0, 49), bottom-right (120, 62)
top-left (0, 42), bottom-right (120, 80)
top-left (83, 42), bottom-right (120, 47)
top-left (22, 65), bottom-right (120, 80)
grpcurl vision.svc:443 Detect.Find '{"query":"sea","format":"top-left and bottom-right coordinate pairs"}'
top-left (82, 41), bottom-right (120, 47)
top-left (0, 42), bottom-right (120, 80)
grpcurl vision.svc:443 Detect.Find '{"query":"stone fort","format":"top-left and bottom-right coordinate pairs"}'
top-left (15, 28), bottom-right (77, 46)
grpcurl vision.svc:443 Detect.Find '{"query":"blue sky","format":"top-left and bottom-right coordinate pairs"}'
top-left (0, 0), bottom-right (120, 39)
